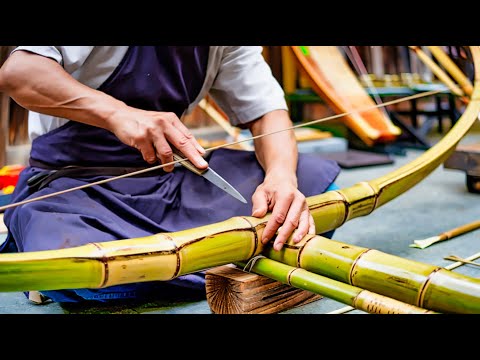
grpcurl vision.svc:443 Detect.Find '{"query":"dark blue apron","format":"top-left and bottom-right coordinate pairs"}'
top-left (3, 46), bottom-right (341, 303)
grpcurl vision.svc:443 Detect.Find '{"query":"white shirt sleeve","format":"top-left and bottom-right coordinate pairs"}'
top-left (10, 46), bottom-right (128, 140)
top-left (12, 46), bottom-right (127, 89)
top-left (13, 46), bottom-right (94, 72)
top-left (208, 46), bottom-right (288, 127)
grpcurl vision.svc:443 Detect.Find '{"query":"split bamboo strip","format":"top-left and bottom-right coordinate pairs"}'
top-left (427, 46), bottom-right (473, 97)
top-left (263, 234), bottom-right (480, 314)
top-left (237, 257), bottom-right (437, 314)
top-left (445, 251), bottom-right (480, 270)
top-left (444, 255), bottom-right (480, 268)
top-left (327, 306), bottom-right (354, 314)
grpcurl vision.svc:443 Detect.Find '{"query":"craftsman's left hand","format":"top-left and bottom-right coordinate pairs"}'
top-left (251, 173), bottom-right (315, 251)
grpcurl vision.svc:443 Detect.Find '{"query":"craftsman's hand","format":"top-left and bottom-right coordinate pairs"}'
top-left (251, 173), bottom-right (315, 251)
top-left (107, 106), bottom-right (208, 171)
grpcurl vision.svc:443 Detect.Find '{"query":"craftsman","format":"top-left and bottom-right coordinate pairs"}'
top-left (0, 46), bottom-right (340, 303)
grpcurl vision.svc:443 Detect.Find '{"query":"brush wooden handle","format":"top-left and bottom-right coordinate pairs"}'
top-left (440, 220), bottom-right (480, 240)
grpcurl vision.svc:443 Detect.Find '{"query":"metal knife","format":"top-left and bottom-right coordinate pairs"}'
top-left (171, 147), bottom-right (247, 203)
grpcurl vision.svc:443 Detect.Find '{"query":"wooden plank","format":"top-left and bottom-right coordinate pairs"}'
top-left (444, 143), bottom-right (480, 175)
top-left (205, 265), bottom-right (322, 314)
top-left (443, 143), bottom-right (480, 193)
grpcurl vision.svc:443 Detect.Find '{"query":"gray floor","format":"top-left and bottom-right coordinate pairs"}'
top-left (1, 125), bottom-right (480, 314)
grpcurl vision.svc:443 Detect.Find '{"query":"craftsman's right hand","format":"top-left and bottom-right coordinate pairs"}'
top-left (107, 106), bottom-right (208, 172)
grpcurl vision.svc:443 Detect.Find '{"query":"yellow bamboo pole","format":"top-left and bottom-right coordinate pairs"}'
top-left (444, 255), bottom-right (480, 267)
top-left (427, 46), bottom-right (473, 97)
top-left (281, 46), bottom-right (298, 94)
top-left (408, 46), bottom-right (465, 99)
top-left (445, 251), bottom-right (480, 270)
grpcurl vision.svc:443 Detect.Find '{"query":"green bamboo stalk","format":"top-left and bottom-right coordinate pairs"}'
top-left (0, 216), bottom-right (263, 291)
top-left (263, 234), bottom-right (480, 314)
top-left (236, 257), bottom-right (438, 314)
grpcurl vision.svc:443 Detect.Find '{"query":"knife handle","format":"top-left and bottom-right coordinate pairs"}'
top-left (171, 147), bottom-right (207, 175)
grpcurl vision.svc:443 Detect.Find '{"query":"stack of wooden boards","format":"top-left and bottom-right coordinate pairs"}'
top-left (205, 264), bottom-right (321, 314)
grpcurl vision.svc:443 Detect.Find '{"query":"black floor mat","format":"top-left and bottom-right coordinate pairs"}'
top-left (321, 149), bottom-right (394, 169)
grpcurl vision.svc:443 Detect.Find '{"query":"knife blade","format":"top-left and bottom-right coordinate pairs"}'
top-left (172, 147), bottom-right (247, 203)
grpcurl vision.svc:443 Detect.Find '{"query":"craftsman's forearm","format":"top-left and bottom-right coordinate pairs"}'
top-left (249, 109), bottom-right (298, 184)
top-left (0, 50), bottom-right (125, 132)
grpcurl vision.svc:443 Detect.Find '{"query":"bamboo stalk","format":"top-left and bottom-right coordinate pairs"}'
top-left (427, 46), bottom-right (473, 97)
top-left (237, 257), bottom-right (437, 314)
top-left (263, 234), bottom-right (480, 314)
top-left (0, 216), bottom-right (265, 291)
top-left (327, 249), bottom-right (480, 314)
